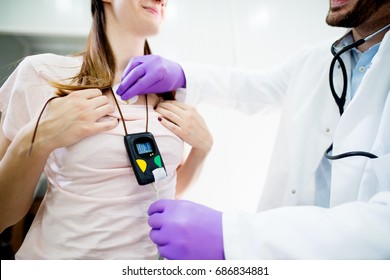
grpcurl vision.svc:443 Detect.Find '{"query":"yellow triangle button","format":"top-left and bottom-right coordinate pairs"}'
top-left (136, 159), bottom-right (147, 173)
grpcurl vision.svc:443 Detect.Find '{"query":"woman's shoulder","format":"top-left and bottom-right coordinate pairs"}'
top-left (19, 53), bottom-right (83, 80)
top-left (22, 53), bottom-right (82, 66)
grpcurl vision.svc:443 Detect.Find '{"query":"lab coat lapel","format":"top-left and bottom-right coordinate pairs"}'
top-left (290, 64), bottom-right (339, 203)
top-left (330, 33), bottom-right (390, 206)
top-left (271, 51), bottom-right (340, 207)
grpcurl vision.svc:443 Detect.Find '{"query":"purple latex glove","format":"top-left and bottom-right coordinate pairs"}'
top-left (148, 199), bottom-right (225, 260)
top-left (116, 55), bottom-right (186, 101)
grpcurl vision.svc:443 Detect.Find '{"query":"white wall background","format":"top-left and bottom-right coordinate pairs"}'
top-left (0, 0), bottom-right (345, 213)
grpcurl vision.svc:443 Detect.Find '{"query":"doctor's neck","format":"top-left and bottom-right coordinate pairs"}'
top-left (351, 12), bottom-right (390, 52)
top-left (352, 22), bottom-right (389, 52)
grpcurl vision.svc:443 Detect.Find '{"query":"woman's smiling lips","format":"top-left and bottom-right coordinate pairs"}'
top-left (143, 6), bottom-right (159, 16)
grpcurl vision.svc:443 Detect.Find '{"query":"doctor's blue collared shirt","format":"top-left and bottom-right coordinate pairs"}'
top-left (332, 33), bottom-right (381, 98)
top-left (350, 41), bottom-right (380, 98)
top-left (314, 33), bottom-right (381, 208)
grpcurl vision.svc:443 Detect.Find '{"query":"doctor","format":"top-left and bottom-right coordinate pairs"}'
top-left (116, 0), bottom-right (390, 259)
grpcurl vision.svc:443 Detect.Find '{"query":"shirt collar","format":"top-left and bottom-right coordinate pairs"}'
top-left (334, 29), bottom-right (381, 55)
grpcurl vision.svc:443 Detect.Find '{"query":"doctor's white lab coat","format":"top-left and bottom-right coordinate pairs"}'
top-left (182, 31), bottom-right (390, 259)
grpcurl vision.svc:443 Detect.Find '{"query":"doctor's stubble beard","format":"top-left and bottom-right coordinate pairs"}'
top-left (326, 0), bottom-right (390, 28)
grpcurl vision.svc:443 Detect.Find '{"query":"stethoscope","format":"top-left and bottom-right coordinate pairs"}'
top-left (325, 23), bottom-right (390, 160)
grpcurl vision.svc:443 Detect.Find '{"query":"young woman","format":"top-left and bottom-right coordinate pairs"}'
top-left (0, 0), bottom-right (212, 259)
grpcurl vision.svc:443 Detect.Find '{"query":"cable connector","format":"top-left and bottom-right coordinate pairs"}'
top-left (150, 168), bottom-right (167, 196)
top-left (152, 168), bottom-right (167, 182)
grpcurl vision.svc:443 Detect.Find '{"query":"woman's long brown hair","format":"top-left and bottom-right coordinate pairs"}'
top-left (52, 0), bottom-right (173, 100)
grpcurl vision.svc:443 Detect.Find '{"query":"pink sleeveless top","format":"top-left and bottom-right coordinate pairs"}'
top-left (0, 54), bottom-right (183, 259)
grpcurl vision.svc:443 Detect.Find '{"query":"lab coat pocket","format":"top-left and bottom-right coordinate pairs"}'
top-left (359, 153), bottom-right (390, 201)
top-left (369, 153), bottom-right (390, 192)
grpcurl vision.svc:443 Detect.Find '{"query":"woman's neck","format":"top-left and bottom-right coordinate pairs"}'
top-left (111, 36), bottom-right (145, 73)
top-left (103, 3), bottom-right (146, 78)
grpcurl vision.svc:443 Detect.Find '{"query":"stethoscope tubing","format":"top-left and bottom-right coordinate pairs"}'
top-left (329, 39), bottom-right (365, 115)
top-left (325, 24), bottom-right (390, 160)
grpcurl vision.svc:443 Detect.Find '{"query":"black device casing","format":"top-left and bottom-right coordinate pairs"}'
top-left (124, 132), bottom-right (166, 185)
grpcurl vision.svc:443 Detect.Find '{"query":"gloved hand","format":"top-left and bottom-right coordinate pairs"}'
top-left (148, 199), bottom-right (225, 260)
top-left (116, 55), bottom-right (186, 101)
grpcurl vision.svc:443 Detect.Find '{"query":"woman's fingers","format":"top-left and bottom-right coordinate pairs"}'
top-left (155, 101), bottom-right (213, 152)
top-left (155, 104), bottom-right (182, 126)
top-left (157, 116), bottom-right (183, 136)
top-left (41, 88), bottom-right (118, 148)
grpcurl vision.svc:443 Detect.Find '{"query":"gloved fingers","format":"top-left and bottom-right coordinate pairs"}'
top-left (157, 245), bottom-right (174, 260)
top-left (132, 73), bottom-right (161, 93)
top-left (117, 67), bottom-right (146, 97)
top-left (148, 199), bottom-right (172, 215)
top-left (122, 57), bottom-right (146, 77)
top-left (119, 55), bottom-right (158, 82)
top-left (148, 212), bottom-right (164, 229)
top-left (119, 70), bottom-right (162, 100)
top-left (149, 229), bottom-right (169, 246)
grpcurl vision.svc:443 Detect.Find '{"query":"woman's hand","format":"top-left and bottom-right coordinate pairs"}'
top-left (155, 100), bottom-right (213, 195)
top-left (37, 89), bottom-right (118, 151)
top-left (155, 100), bottom-right (213, 153)
top-left (0, 89), bottom-right (118, 230)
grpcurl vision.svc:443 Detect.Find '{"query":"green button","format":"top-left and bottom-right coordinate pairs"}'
top-left (154, 155), bottom-right (162, 168)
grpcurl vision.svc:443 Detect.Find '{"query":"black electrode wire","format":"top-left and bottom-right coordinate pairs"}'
top-left (27, 89), bottom-right (150, 157)
top-left (109, 88), bottom-right (149, 134)
top-left (27, 96), bottom-right (61, 157)
top-left (145, 94), bottom-right (149, 133)
top-left (110, 88), bottom-right (128, 135)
